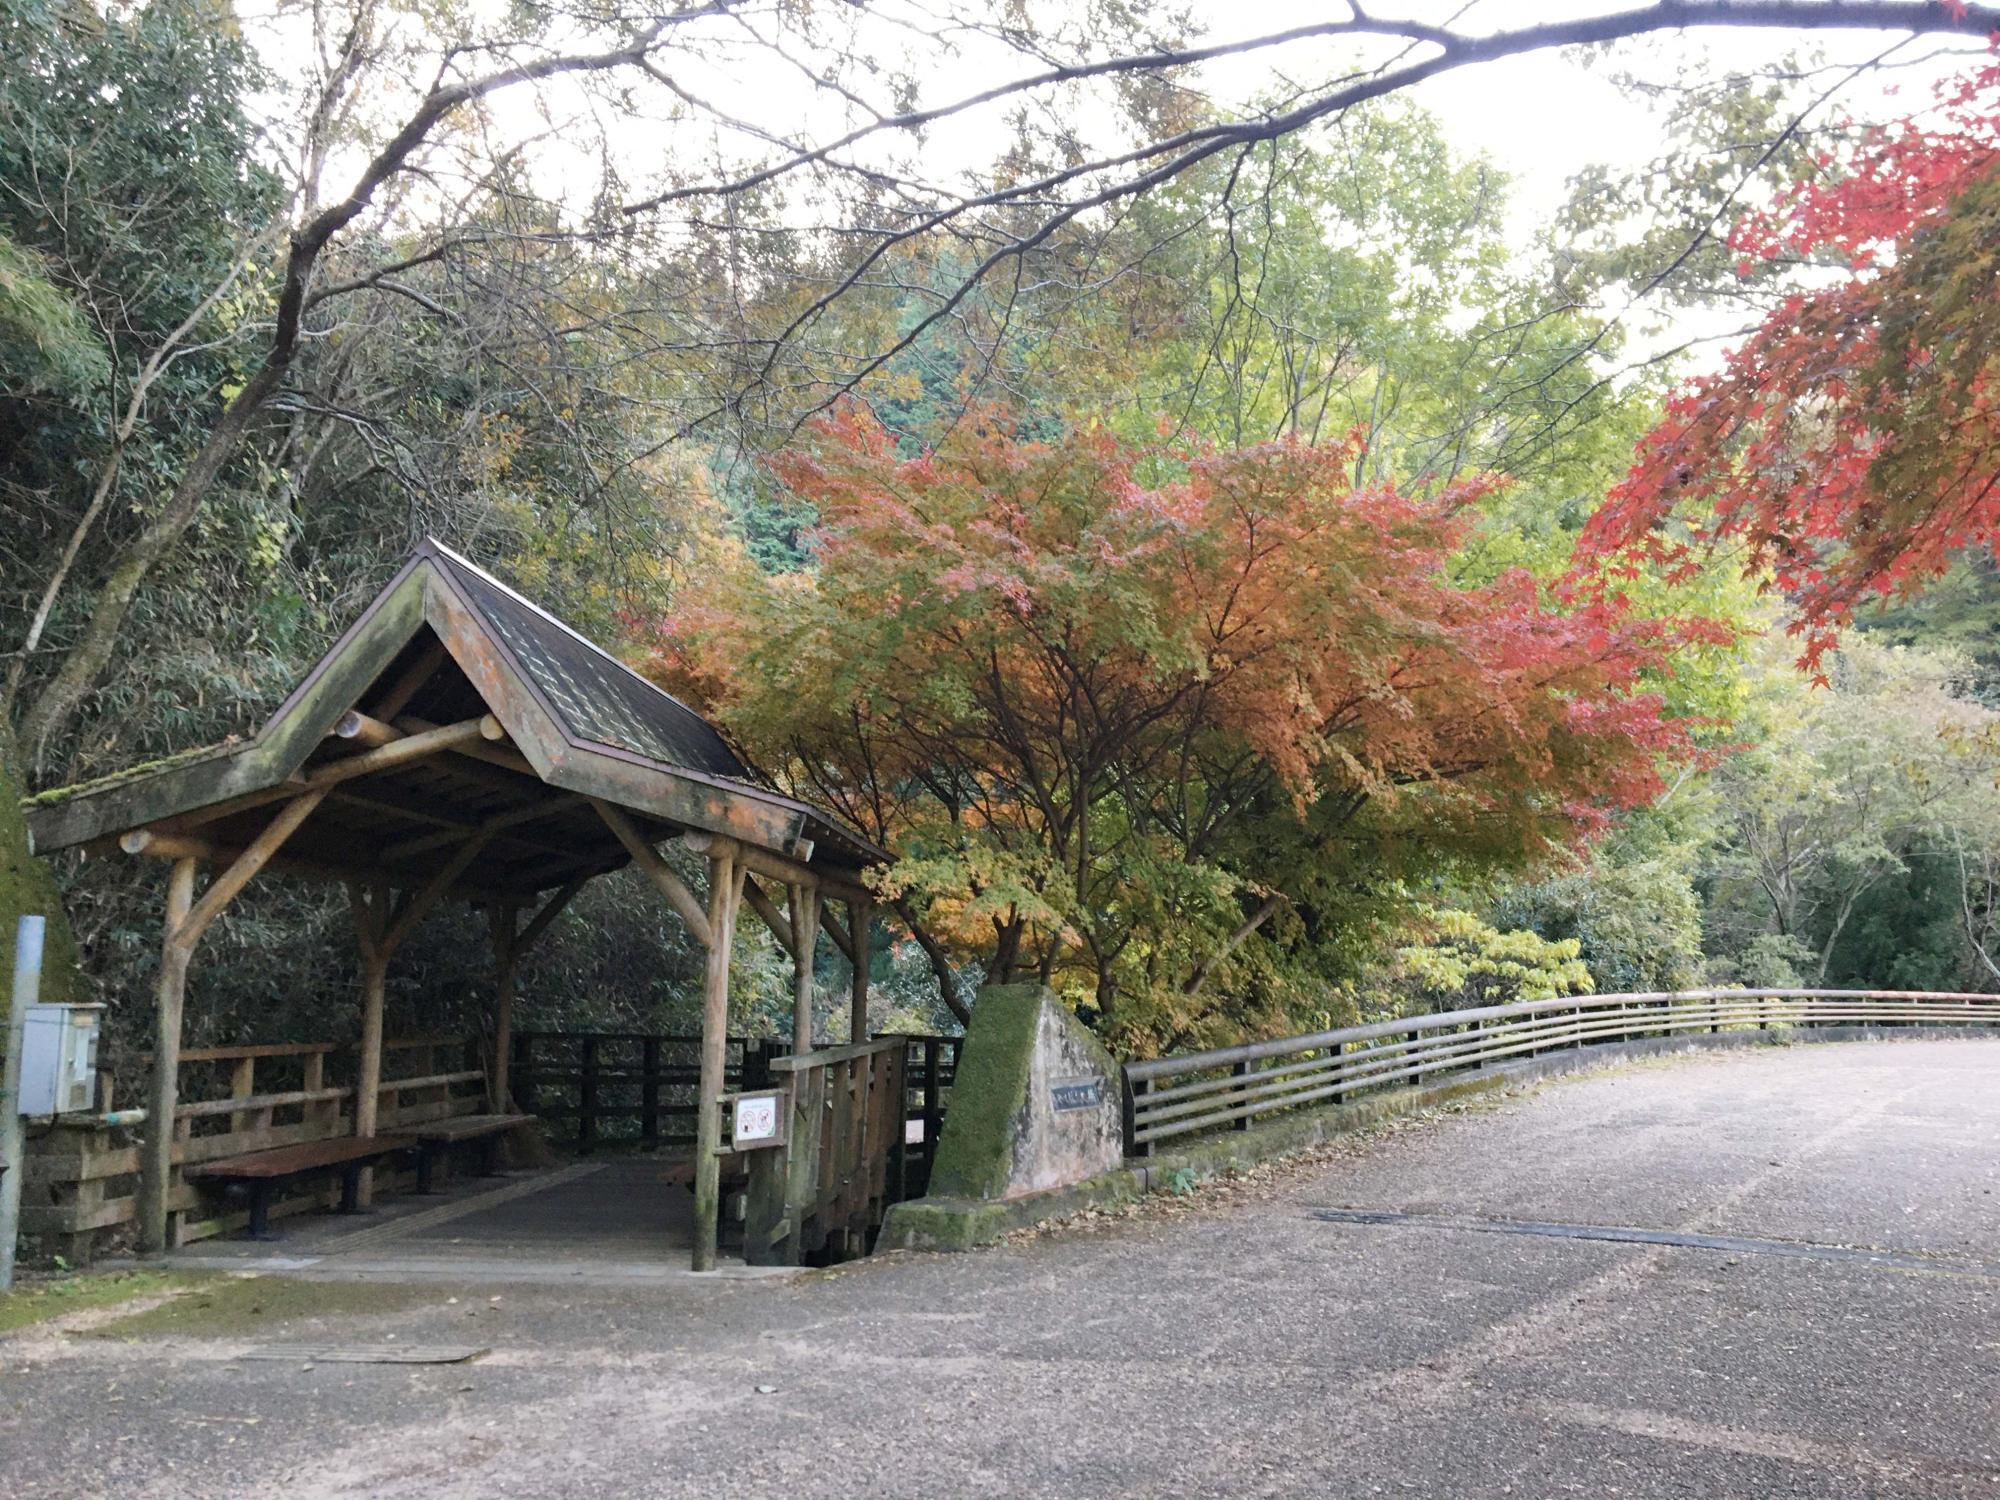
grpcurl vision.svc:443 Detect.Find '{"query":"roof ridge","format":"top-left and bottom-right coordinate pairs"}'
top-left (416, 536), bottom-right (723, 733)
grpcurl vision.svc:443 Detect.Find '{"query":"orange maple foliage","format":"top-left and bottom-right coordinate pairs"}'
top-left (1576, 55), bottom-right (2000, 677)
top-left (644, 408), bottom-right (1702, 1036)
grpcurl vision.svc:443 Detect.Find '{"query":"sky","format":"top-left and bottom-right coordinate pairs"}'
top-left (1177, 3), bottom-right (1986, 360)
top-left (244, 0), bottom-right (1991, 376)
top-left (1188, 2), bottom-right (1981, 227)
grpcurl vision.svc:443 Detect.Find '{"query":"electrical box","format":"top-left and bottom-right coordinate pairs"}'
top-left (17, 1004), bottom-right (103, 1116)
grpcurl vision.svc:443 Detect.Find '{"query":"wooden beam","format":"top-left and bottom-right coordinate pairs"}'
top-left (383, 830), bottom-right (496, 950)
top-left (140, 714), bottom-right (493, 844)
top-left (379, 792), bottom-right (586, 864)
top-left (158, 776), bottom-right (314, 834)
top-left (115, 828), bottom-right (519, 905)
top-left (849, 896), bottom-right (873, 1043)
top-left (743, 876), bottom-right (795, 957)
top-left (486, 875), bottom-right (586, 1110)
top-left (693, 848), bottom-right (744, 1273)
top-left (487, 904), bottom-right (519, 1111)
top-left (137, 857), bottom-right (196, 1257)
top-left (370, 637), bottom-right (449, 720)
top-left (330, 710), bottom-right (398, 748)
top-left (820, 906), bottom-right (857, 966)
top-left (352, 879), bottom-right (391, 1205)
top-left (682, 830), bottom-right (871, 906)
top-left (325, 714), bottom-right (499, 776)
top-left (517, 875), bottom-right (587, 955)
top-left (175, 790), bottom-right (329, 949)
top-left (789, 882), bottom-right (820, 1056)
top-left (394, 715), bottom-right (537, 777)
top-left (590, 799), bottom-right (712, 947)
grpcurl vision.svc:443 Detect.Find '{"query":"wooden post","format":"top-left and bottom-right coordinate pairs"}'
top-left (693, 846), bottom-right (744, 1272)
top-left (487, 904), bottom-right (518, 1110)
top-left (137, 857), bottom-right (197, 1257)
top-left (486, 876), bottom-right (582, 1113)
top-left (228, 1055), bottom-right (256, 1135)
top-left (921, 1038), bottom-right (943, 1188)
top-left (579, 1036), bottom-right (600, 1154)
top-left (303, 1051), bottom-right (333, 1134)
top-left (848, 897), bottom-right (872, 1044)
top-left (515, 1034), bottom-right (535, 1111)
top-left (352, 880), bottom-right (390, 1206)
top-left (788, 882), bottom-right (819, 1056)
top-left (641, 1037), bottom-right (661, 1143)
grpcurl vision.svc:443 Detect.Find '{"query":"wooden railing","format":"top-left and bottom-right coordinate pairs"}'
top-left (1124, 988), bottom-right (2000, 1155)
top-left (509, 1031), bottom-right (762, 1152)
top-left (744, 1037), bottom-right (907, 1265)
top-left (883, 1032), bottom-right (960, 1199)
top-left (23, 1036), bottom-right (489, 1260)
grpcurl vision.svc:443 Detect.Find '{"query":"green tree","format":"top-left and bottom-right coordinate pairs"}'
top-left (1701, 638), bottom-right (2000, 987)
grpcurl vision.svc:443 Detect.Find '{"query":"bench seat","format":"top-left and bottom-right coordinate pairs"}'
top-left (402, 1113), bottom-right (531, 1191)
top-left (188, 1135), bottom-right (416, 1239)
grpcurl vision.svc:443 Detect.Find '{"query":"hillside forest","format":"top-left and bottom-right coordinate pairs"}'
top-left (5, 0), bottom-right (2000, 1071)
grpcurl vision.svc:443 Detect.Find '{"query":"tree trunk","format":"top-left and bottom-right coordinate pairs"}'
top-left (892, 898), bottom-right (971, 1026)
top-left (0, 725), bottom-right (83, 1009)
top-left (16, 363), bottom-right (284, 766)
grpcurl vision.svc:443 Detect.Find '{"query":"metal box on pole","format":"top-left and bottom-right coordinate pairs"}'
top-left (17, 1003), bottom-right (103, 1116)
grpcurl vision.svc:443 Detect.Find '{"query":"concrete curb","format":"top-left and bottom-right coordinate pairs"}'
top-left (878, 1024), bottom-right (1997, 1251)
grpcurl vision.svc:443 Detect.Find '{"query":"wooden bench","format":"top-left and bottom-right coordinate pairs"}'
top-left (187, 1135), bottom-right (416, 1239)
top-left (403, 1113), bottom-right (532, 1193)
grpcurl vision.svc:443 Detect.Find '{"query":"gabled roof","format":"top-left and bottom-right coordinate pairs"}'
top-left (25, 541), bottom-right (887, 892)
top-left (427, 545), bottom-right (745, 779)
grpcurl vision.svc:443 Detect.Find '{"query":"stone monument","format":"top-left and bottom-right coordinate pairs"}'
top-left (879, 984), bottom-right (1133, 1250)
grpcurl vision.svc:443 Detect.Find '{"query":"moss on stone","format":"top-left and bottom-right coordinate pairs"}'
top-left (924, 984), bottom-right (1045, 1201)
top-left (879, 1167), bottom-right (1147, 1252)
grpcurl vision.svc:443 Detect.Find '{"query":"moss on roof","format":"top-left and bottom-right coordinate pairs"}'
top-left (20, 739), bottom-right (245, 810)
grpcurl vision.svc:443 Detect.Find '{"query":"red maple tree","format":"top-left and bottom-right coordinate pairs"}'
top-left (649, 408), bottom-right (1704, 1041)
top-left (1576, 55), bottom-right (2000, 676)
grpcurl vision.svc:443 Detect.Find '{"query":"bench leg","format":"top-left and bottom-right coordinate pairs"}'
top-left (480, 1136), bottom-right (503, 1177)
top-left (416, 1146), bottom-right (438, 1196)
top-left (339, 1164), bottom-right (364, 1214)
top-left (246, 1183), bottom-right (274, 1241)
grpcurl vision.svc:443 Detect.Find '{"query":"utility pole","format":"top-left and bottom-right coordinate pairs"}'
top-left (0, 914), bottom-right (46, 1291)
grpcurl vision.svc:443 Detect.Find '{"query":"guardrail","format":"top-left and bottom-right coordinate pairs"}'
top-left (1122, 989), bottom-right (2000, 1155)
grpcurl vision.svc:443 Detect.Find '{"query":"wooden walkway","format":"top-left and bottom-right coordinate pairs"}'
top-left (170, 1158), bottom-right (798, 1284)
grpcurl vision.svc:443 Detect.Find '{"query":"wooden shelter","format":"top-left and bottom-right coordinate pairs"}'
top-left (24, 539), bottom-right (888, 1270)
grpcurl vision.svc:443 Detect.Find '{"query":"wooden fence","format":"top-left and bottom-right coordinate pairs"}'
top-left (744, 1037), bottom-right (907, 1265)
top-left (1124, 988), bottom-right (2000, 1155)
top-left (509, 1031), bottom-right (765, 1152)
top-left (887, 1033), bottom-right (960, 1199)
top-left (22, 1036), bottom-right (488, 1261)
top-left (510, 1028), bottom-right (960, 1176)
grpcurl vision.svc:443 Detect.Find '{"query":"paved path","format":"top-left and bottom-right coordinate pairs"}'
top-left (1, 1038), bottom-right (1994, 1498)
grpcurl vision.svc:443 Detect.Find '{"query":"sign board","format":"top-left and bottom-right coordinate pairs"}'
top-left (729, 1090), bottom-right (786, 1150)
top-left (1049, 1076), bottom-right (1103, 1113)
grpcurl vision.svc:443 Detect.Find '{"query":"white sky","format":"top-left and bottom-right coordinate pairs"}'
top-left (1189, 3), bottom-right (1980, 222)
top-left (247, 0), bottom-right (1990, 374)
